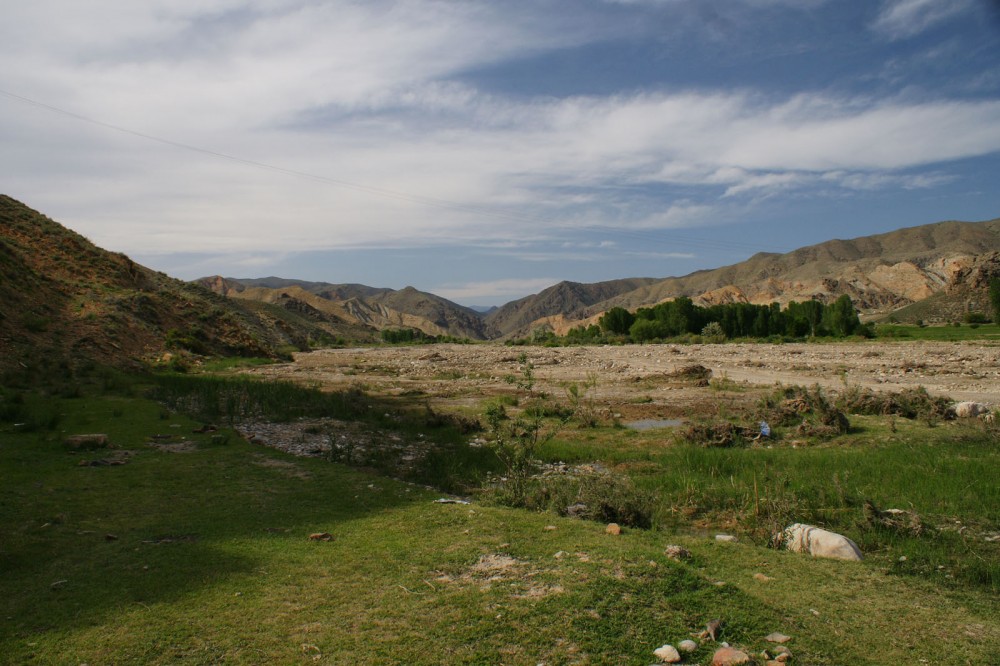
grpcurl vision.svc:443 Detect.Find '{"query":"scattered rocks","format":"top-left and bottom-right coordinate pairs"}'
top-left (653, 644), bottom-right (682, 663)
top-left (664, 545), bottom-right (691, 561)
top-left (711, 646), bottom-right (750, 665)
top-left (782, 523), bottom-right (863, 561)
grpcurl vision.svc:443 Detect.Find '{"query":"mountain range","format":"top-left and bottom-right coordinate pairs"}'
top-left (2, 194), bottom-right (998, 374)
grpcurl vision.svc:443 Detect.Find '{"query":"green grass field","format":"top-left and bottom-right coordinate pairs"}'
top-left (1, 377), bottom-right (998, 665)
top-left (876, 322), bottom-right (1000, 341)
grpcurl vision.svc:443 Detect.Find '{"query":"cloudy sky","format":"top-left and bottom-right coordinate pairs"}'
top-left (2, 0), bottom-right (999, 306)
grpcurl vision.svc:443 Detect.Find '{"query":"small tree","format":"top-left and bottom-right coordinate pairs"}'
top-left (599, 307), bottom-right (635, 335)
top-left (701, 321), bottom-right (726, 343)
top-left (485, 355), bottom-right (572, 502)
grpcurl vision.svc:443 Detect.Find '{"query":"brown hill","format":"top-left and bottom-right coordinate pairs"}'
top-left (487, 218), bottom-right (1000, 336)
top-left (199, 279), bottom-right (495, 340)
top-left (0, 196), bottom-right (347, 376)
top-left (484, 278), bottom-right (658, 337)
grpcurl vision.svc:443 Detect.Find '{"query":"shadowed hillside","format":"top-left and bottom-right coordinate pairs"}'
top-left (0, 196), bottom-right (348, 376)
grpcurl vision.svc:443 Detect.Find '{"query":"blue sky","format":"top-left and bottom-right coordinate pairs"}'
top-left (2, 0), bottom-right (999, 306)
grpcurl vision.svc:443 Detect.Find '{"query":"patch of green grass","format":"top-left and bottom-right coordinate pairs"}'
top-left (876, 322), bottom-right (1000, 341)
top-left (197, 356), bottom-right (278, 372)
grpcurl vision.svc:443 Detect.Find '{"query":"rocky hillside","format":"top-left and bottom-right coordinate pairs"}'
top-left (199, 278), bottom-right (495, 340)
top-left (489, 218), bottom-right (1000, 337)
top-left (0, 196), bottom-right (348, 376)
top-left (484, 278), bottom-right (657, 337)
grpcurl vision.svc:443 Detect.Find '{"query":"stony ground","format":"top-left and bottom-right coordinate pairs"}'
top-left (244, 340), bottom-right (1000, 421)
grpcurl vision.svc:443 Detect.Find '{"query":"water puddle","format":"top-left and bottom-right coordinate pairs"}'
top-left (625, 419), bottom-right (683, 431)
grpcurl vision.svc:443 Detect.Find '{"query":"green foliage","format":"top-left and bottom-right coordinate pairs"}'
top-left (701, 321), bottom-right (726, 343)
top-left (562, 296), bottom-right (865, 345)
top-left (965, 311), bottom-right (989, 324)
top-left (598, 306), bottom-right (635, 335)
top-left (485, 356), bottom-right (573, 502)
top-left (501, 472), bottom-right (656, 528)
top-left (150, 374), bottom-right (369, 425)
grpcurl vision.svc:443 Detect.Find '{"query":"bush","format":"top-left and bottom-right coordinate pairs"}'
top-left (837, 385), bottom-right (951, 421)
top-left (484, 470), bottom-right (655, 529)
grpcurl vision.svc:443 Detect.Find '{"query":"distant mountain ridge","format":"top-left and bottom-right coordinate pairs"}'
top-left (483, 218), bottom-right (1000, 337)
top-left (196, 277), bottom-right (495, 340)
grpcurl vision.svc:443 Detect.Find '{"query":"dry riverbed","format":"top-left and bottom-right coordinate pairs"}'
top-left (245, 341), bottom-right (1000, 419)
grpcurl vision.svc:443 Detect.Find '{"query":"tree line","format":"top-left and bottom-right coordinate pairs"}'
top-left (562, 295), bottom-right (868, 343)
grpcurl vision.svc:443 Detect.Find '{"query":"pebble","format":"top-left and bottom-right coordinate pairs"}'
top-left (715, 534), bottom-right (738, 543)
top-left (664, 545), bottom-right (691, 560)
top-left (765, 632), bottom-right (791, 644)
top-left (678, 639), bottom-right (698, 652)
top-left (606, 523), bottom-right (622, 535)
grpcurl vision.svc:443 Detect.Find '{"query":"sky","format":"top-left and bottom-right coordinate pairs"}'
top-left (2, 0), bottom-right (1000, 307)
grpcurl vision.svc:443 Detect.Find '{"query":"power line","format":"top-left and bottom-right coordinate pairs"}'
top-left (0, 87), bottom-right (790, 256)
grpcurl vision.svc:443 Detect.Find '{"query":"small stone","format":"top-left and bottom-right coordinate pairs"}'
top-left (104, 534), bottom-right (119, 541)
top-left (664, 545), bottom-right (691, 560)
top-left (711, 647), bottom-right (750, 665)
top-left (753, 572), bottom-right (773, 582)
top-left (715, 534), bottom-right (738, 543)
top-left (554, 551), bottom-right (567, 559)
top-left (653, 644), bottom-right (681, 663)
top-left (773, 645), bottom-right (792, 661)
top-left (678, 639), bottom-right (698, 652)
top-left (606, 523), bottom-right (622, 535)
top-left (764, 632), bottom-right (791, 644)
top-left (544, 525), bottom-right (557, 531)
top-left (308, 532), bottom-right (333, 541)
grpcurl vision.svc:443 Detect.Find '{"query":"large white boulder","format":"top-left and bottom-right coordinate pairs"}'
top-left (951, 401), bottom-right (991, 418)
top-left (783, 523), bottom-right (863, 561)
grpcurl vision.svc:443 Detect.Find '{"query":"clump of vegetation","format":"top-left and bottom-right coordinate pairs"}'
top-left (837, 385), bottom-right (952, 421)
top-left (756, 384), bottom-right (850, 438)
top-left (511, 471), bottom-right (656, 528)
top-left (681, 422), bottom-right (759, 448)
top-left (483, 355), bottom-right (573, 503)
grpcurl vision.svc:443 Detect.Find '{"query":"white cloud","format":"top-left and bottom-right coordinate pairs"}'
top-left (0, 0), bottom-right (997, 264)
top-left (872, 0), bottom-right (975, 40)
